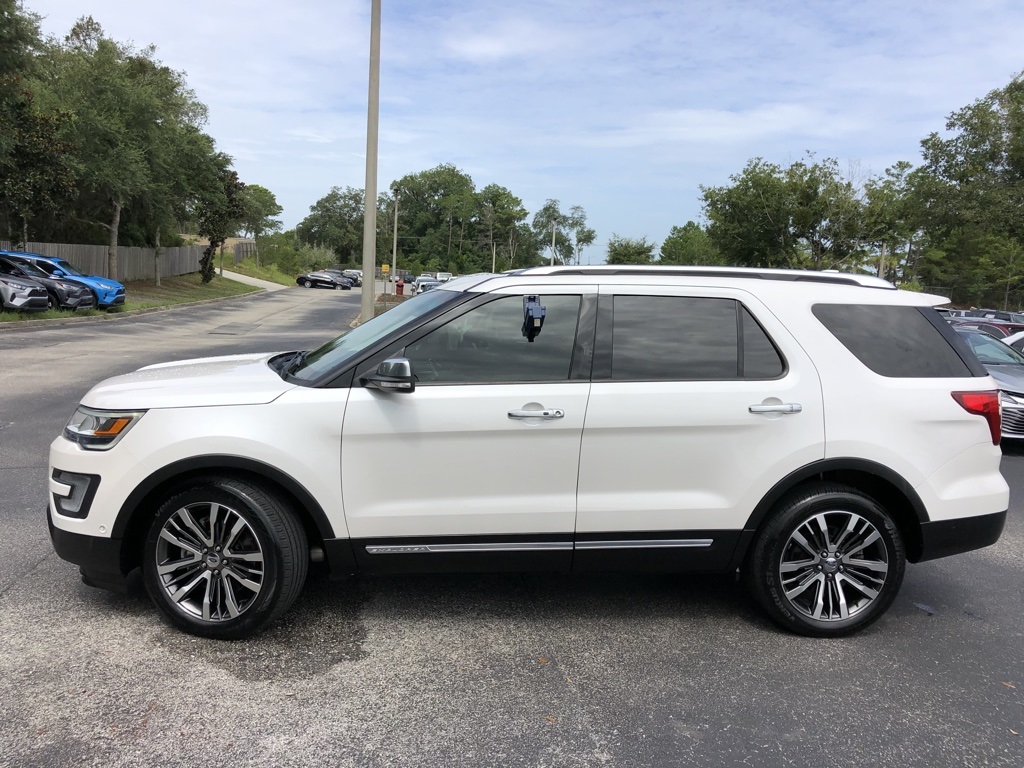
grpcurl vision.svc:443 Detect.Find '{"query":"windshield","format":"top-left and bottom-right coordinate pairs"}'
top-left (53, 259), bottom-right (86, 277)
top-left (290, 288), bottom-right (464, 382)
top-left (958, 330), bottom-right (1024, 365)
top-left (4, 259), bottom-right (48, 278)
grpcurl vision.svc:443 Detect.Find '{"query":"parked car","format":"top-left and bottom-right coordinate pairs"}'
top-left (947, 318), bottom-right (1024, 338)
top-left (955, 329), bottom-right (1024, 439)
top-left (1, 251), bottom-right (126, 309)
top-left (47, 265), bottom-right (1007, 640)
top-left (0, 271), bottom-right (48, 312)
top-left (319, 269), bottom-right (359, 287)
top-left (296, 271), bottom-right (353, 290)
top-left (414, 278), bottom-right (440, 294)
top-left (1002, 330), bottom-right (1024, 353)
top-left (964, 308), bottom-right (1024, 323)
top-left (0, 255), bottom-right (95, 310)
top-left (435, 272), bottom-right (454, 283)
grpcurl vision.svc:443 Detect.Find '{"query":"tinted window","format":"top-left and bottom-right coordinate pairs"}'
top-left (405, 295), bottom-right (580, 383)
top-left (610, 296), bottom-right (784, 381)
top-left (742, 307), bottom-right (785, 378)
top-left (813, 304), bottom-right (973, 378)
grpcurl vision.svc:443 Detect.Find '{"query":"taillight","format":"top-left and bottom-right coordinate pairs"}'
top-left (952, 390), bottom-right (1001, 446)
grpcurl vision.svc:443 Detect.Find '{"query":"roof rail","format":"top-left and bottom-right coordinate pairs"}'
top-left (508, 265), bottom-right (896, 289)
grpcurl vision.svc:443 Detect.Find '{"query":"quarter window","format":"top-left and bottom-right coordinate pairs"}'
top-left (813, 304), bottom-right (973, 378)
top-left (404, 295), bottom-right (581, 383)
top-left (610, 296), bottom-right (784, 381)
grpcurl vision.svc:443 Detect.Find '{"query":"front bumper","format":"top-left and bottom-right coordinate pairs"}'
top-left (96, 288), bottom-right (126, 308)
top-left (3, 289), bottom-right (48, 311)
top-left (47, 510), bottom-right (128, 592)
top-left (916, 509), bottom-right (1006, 562)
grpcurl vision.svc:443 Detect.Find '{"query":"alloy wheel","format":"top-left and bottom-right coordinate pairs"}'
top-left (778, 510), bottom-right (889, 622)
top-left (153, 501), bottom-right (266, 622)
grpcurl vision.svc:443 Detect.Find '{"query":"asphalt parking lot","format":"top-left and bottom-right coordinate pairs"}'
top-left (1, 287), bottom-right (1022, 767)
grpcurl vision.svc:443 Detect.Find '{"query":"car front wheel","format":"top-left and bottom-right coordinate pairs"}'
top-left (142, 477), bottom-right (308, 639)
top-left (747, 483), bottom-right (905, 637)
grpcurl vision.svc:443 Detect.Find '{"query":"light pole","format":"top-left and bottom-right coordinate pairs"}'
top-left (360, 0), bottom-right (381, 321)
top-left (391, 187), bottom-right (400, 293)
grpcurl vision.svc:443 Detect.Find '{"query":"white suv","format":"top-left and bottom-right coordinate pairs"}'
top-left (48, 266), bottom-right (1009, 639)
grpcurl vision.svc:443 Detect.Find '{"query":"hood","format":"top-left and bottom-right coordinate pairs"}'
top-left (81, 352), bottom-right (296, 410)
top-left (985, 364), bottom-right (1024, 395)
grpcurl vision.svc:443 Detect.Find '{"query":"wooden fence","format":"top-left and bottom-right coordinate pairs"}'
top-left (0, 241), bottom-right (204, 281)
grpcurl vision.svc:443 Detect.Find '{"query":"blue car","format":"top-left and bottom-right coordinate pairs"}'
top-left (0, 251), bottom-right (126, 308)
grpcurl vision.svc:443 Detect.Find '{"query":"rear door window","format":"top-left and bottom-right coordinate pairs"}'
top-left (609, 296), bottom-right (784, 381)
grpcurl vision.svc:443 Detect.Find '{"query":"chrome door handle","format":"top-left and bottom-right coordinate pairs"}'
top-left (749, 403), bottom-right (802, 414)
top-left (508, 408), bottom-right (565, 420)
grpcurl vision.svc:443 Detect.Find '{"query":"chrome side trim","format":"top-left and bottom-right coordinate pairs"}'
top-left (365, 539), bottom-right (714, 554)
top-left (366, 542), bottom-right (572, 555)
top-left (574, 539), bottom-right (714, 550)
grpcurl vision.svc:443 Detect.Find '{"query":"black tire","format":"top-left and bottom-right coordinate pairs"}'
top-left (334, 284), bottom-right (344, 290)
top-left (142, 477), bottom-right (308, 640)
top-left (46, 292), bottom-right (59, 310)
top-left (303, 279), bottom-right (313, 288)
top-left (746, 483), bottom-right (905, 637)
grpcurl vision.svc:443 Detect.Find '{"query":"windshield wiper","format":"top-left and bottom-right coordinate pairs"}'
top-left (285, 350), bottom-right (308, 376)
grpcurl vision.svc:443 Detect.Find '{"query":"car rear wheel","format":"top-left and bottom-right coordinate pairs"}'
top-left (746, 483), bottom-right (905, 637)
top-left (303, 279), bottom-right (313, 288)
top-left (142, 477), bottom-right (308, 639)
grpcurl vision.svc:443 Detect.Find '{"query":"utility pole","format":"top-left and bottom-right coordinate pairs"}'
top-left (390, 188), bottom-right (399, 294)
top-left (550, 221), bottom-right (556, 265)
top-left (360, 0), bottom-right (381, 322)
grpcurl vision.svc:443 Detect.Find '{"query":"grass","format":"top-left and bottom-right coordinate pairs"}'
top-left (224, 259), bottom-right (297, 287)
top-left (0, 274), bottom-right (260, 322)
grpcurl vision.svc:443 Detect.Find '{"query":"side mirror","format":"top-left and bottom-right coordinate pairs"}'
top-left (363, 357), bottom-right (416, 393)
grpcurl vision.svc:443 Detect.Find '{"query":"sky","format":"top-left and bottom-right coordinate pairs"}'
top-left (23, 0), bottom-right (1024, 262)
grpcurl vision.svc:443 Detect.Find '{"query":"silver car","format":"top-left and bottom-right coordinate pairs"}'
top-left (957, 329), bottom-right (1024, 439)
top-left (0, 273), bottom-right (48, 312)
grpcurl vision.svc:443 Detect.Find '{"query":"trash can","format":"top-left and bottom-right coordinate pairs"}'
top-left (396, 281), bottom-right (404, 296)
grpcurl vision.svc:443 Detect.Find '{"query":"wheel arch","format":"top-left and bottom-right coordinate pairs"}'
top-left (113, 455), bottom-right (336, 575)
top-left (732, 458), bottom-right (928, 568)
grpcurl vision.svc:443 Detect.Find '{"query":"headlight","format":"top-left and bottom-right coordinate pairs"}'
top-left (64, 406), bottom-right (145, 450)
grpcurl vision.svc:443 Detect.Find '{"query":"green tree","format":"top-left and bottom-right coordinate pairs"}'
top-left (531, 199), bottom-right (593, 265)
top-left (916, 73), bottom-right (1024, 305)
top-left (195, 161), bottom-right (245, 283)
top-left (477, 183), bottom-right (527, 272)
top-left (658, 221), bottom-right (724, 265)
top-left (237, 184), bottom-right (283, 265)
top-left (701, 159), bottom-right (796, 268)
top-left (607, 234), bottom-right (655, 264)
top-left (701, 155), bottom-right (867, 270)
top-left (33, 17), bottom-right (214, 277)
top-left (296, 186), bottom-right (364, 263)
